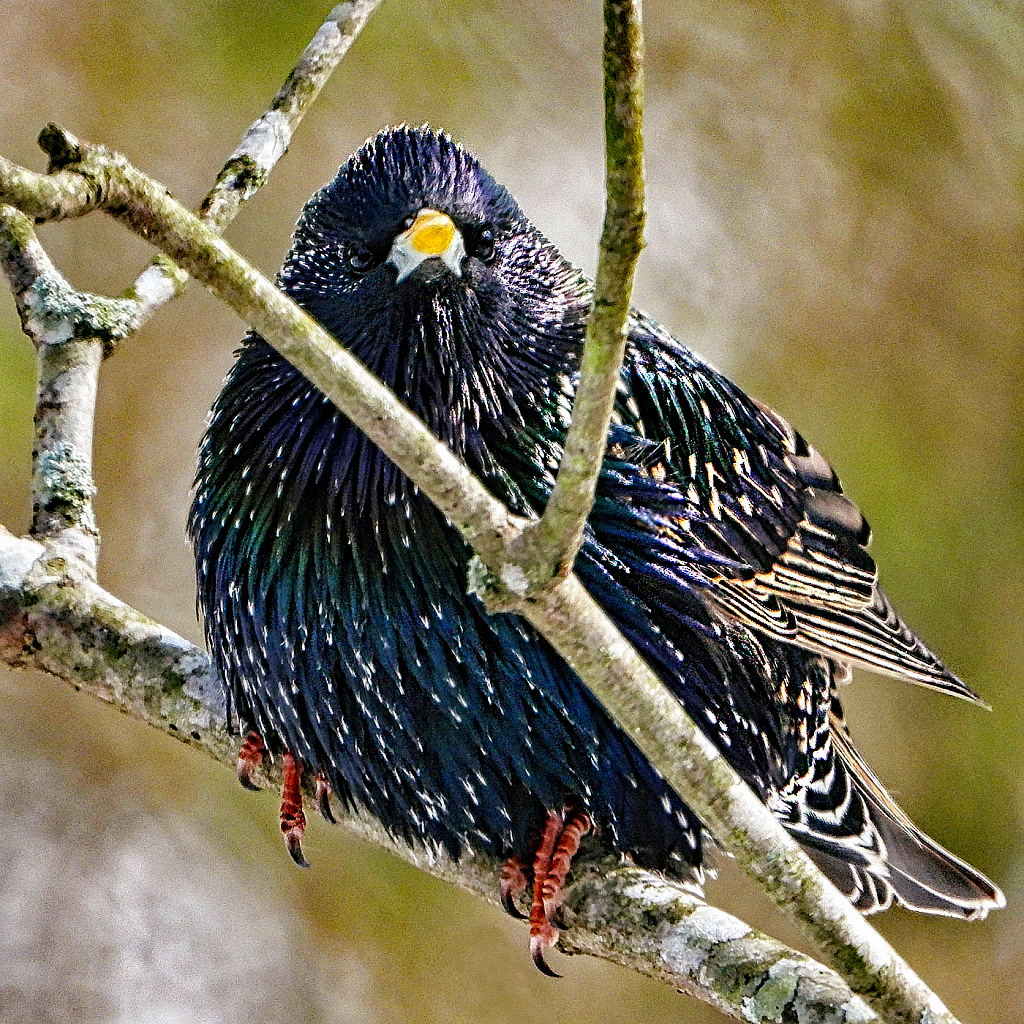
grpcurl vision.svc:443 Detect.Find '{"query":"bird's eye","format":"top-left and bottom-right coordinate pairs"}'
top-left (474, 224), bottom-right (496, 262)
top-left (347, 246), bottom-right (377, 273)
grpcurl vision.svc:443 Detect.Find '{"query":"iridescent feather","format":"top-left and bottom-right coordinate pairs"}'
top-left (190, 125), bottom-right (1002, 921)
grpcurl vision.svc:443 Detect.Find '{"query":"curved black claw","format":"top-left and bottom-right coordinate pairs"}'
top-left (530, 936), bottom-right (561, 979)
top-left (500, 855), bottom-right (528, 919)
top-left (501, 887), bottom-right (527, 920)
top-left (235, 731), bottom-right (266, 791)
top-left (284, 830), bottom-right (310, 869)
top-left (315, 773), bottom-right (336, 824)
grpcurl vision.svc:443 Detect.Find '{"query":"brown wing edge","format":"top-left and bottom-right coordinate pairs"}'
top-left (733, 404), bottom-right (987, 706)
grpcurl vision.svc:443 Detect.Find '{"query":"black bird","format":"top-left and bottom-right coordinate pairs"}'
top-left (190, 125), bottom-right (1003, 973)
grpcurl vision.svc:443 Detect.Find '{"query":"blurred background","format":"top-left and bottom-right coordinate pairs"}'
top-left (1, 1), bottom-right (1021, 1021)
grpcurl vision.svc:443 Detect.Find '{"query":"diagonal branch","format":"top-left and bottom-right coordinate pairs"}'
top-left (0, 133), bottom-right (962, 1024)
top-left (0, 524), bottom-right (875, 1024)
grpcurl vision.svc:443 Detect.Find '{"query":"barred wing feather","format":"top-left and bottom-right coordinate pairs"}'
top-left (619, 318), bottom-right (982, 704)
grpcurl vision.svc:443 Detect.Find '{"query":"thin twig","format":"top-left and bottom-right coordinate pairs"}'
top-left (0, 525), bottom-right (876, 1024)
top-left (518, 0), bottom-right (645, 584)
top-left (0, 133), bottom-right (962, 1024)
top-left (130, 0), bottom-right (386, 331)
top-left (0, 0), bottom-right (384, 580)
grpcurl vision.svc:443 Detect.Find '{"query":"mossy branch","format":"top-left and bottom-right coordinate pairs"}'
top-left (0, 526), bottom-right (875, 1024)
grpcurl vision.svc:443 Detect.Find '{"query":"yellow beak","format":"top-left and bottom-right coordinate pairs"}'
top-left (388, 208), bottom-right (466, 283)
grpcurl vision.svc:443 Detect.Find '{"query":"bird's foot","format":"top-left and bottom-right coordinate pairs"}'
top-left (500, 855), bottom-right (528, 919)
top-left (280, 750), bottom-right (309, 868)
top-left (235, 730), bottom-right (266, 790)
top-left (314, 770), bottom-right (336, 824)
top-left (238, 736), bottom-right (331, 864)
top-left (527, 806), bottom-right (593, 977)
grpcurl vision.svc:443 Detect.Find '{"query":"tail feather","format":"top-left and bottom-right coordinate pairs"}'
top-left (830, 719), bottom-right (1003, 918)
top-left (775, 704), bottom-right (1004, 919)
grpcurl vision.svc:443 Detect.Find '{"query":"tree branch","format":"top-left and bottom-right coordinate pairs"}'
top-left (0, 0), bottom-right (385, 584)
top-left (0, 129), bottom-right (961, 1024)
top-left (0, 205), bottom-right (128, 574)
top-left (0, 525), bottom-right (875, 1024)
top-left (517, 0), bottom-right (645, 583)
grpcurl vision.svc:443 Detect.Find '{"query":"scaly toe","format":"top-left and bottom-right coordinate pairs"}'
top-left (500, 855), bottom-right (528, 919)
top-left (314, 771), bottom-right (336, 824)
top-left (235, 730), bottom-right (266, 791)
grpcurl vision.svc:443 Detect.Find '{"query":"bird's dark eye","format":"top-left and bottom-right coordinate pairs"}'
top-left (473, 223), bottom-right (496, 262)
top-left (347, 246), bottom-right (377, 273)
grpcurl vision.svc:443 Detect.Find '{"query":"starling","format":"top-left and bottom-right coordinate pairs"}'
top-left (189, 125), bottom-right (1003, 973)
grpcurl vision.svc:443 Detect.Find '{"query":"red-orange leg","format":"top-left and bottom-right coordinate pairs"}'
top-left (526, 806), bottom-right (593, 977)
top-left (529, 810), bottom-right (565, 977)
top-left (280, 750), bottom-right (309, 868)
top-left (235, 730), bottom-right (266, 791)
top-left (541, 809), bottom-right (592, 923)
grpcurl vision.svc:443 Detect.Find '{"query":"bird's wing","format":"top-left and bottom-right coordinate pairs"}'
top-left (610, 314), bottom-right (980, 703)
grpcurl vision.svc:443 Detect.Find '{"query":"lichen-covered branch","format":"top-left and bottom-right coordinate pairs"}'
top-left (0, 526), bottom-right (875, 1024)
top-left (559, 870), bottom-right (875, 1024)
top-left (0, 1), bottom-right (384, 584)
top-left (0, 528), bottom-right (224, 748)
top-left (519, 0), bottom-right (645, 584)
top-left (0, 135), bottom-right (961, 1024)
top-left (0, 205), bottom-right (134, 574)
top-left (0, 2), bottom-right (895, 1019)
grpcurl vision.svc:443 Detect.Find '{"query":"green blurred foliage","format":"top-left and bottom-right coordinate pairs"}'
top-left (1, 1), bottom-right (1022, 1022)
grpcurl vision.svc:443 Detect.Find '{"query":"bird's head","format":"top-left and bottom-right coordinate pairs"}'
top-left (278, 125), bottom-right (587, 434)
